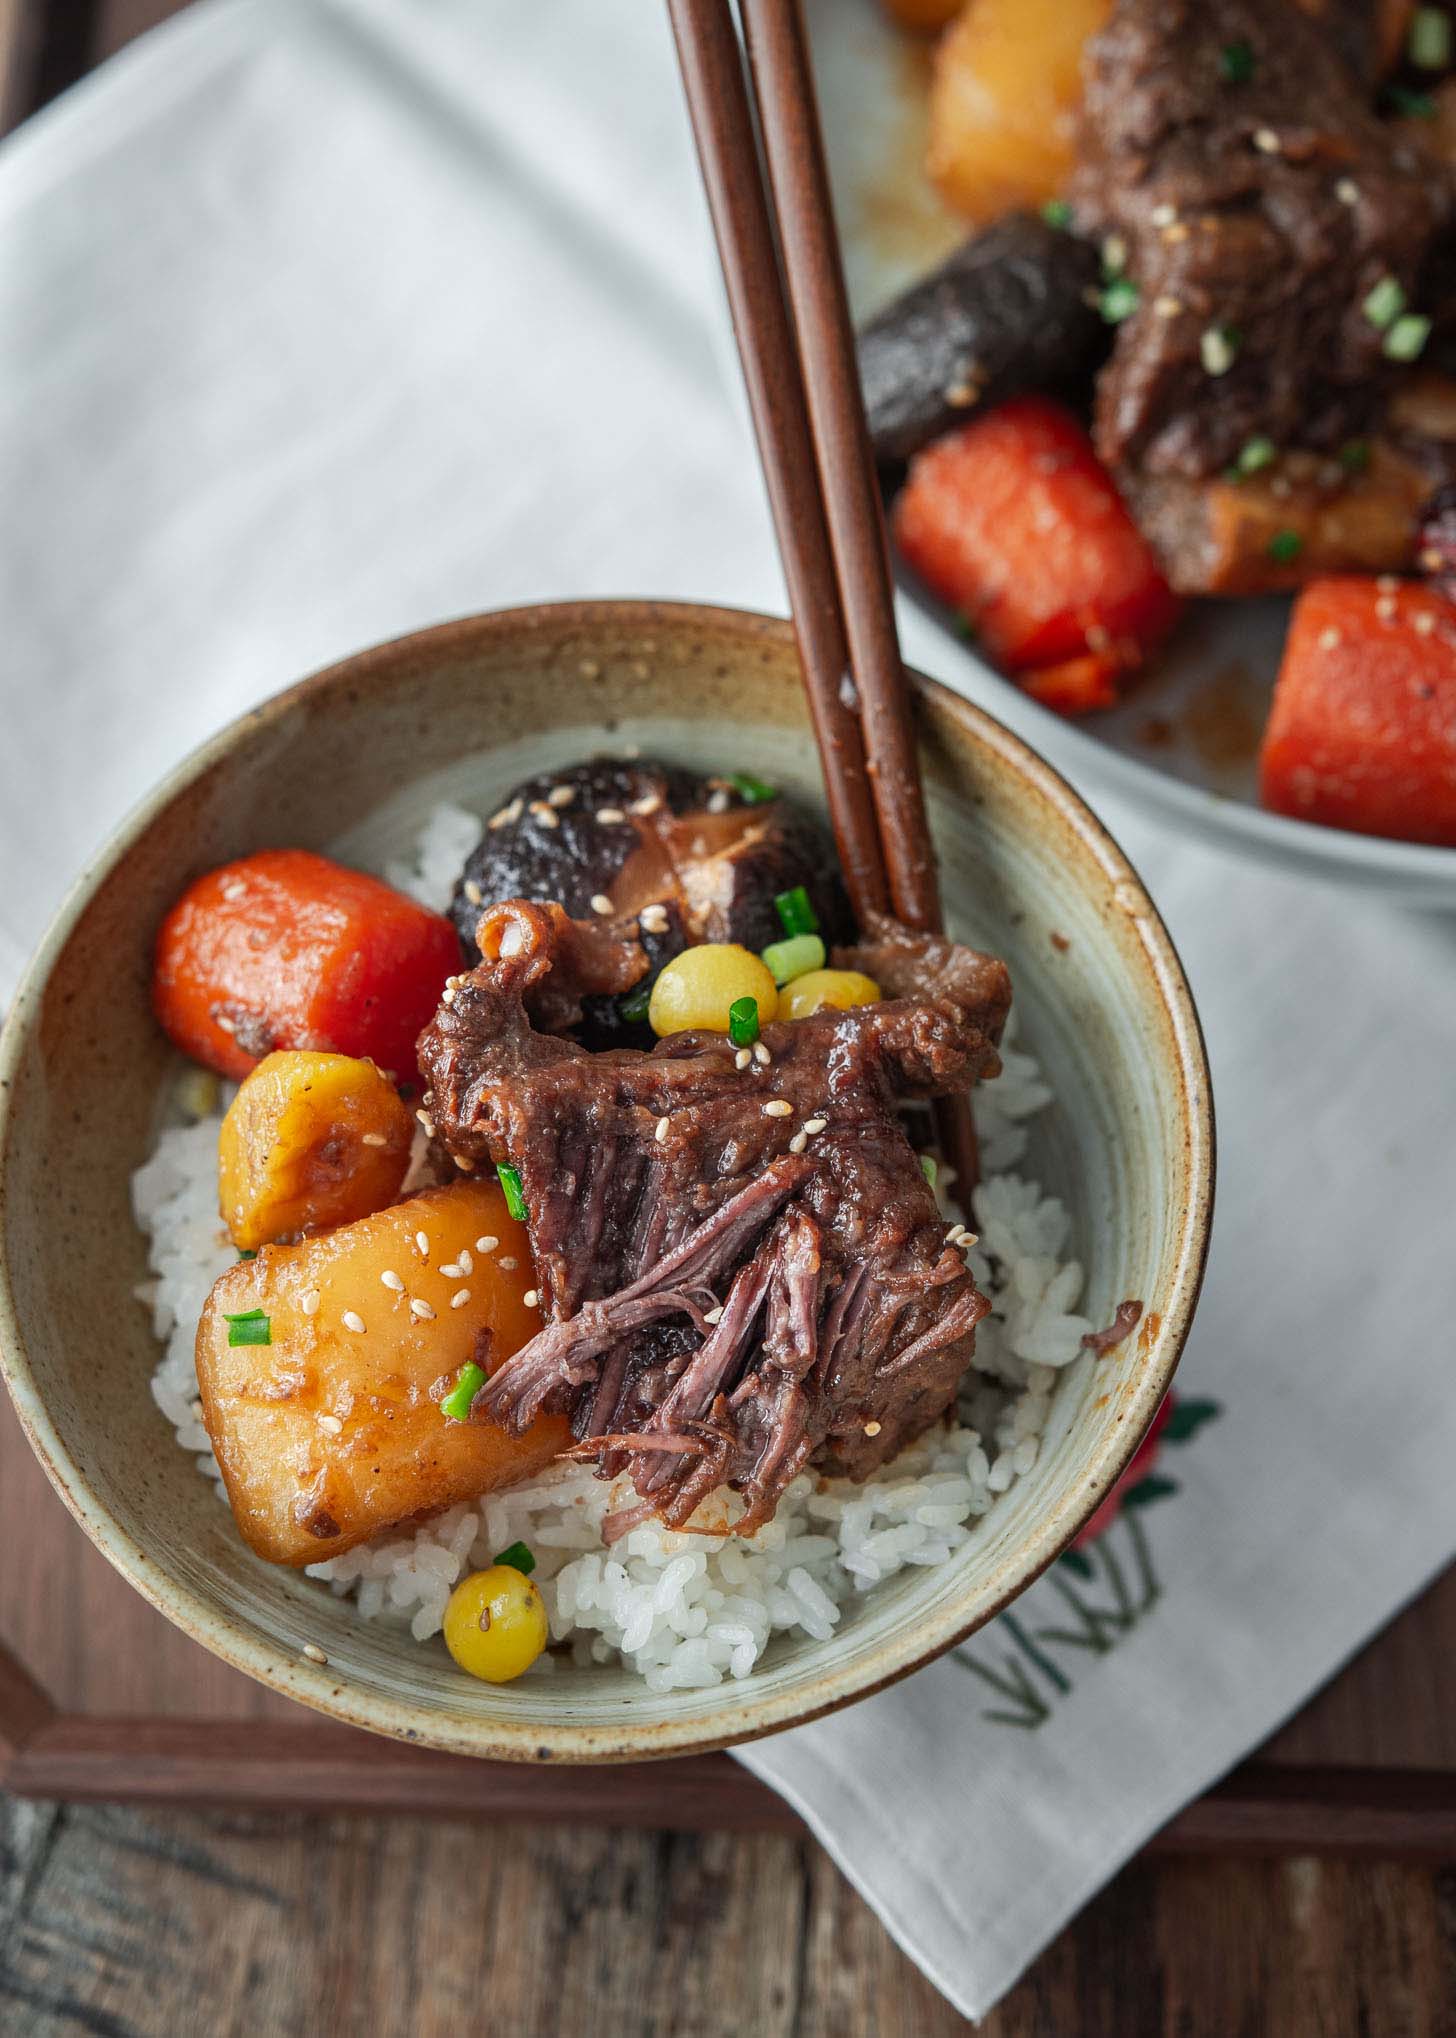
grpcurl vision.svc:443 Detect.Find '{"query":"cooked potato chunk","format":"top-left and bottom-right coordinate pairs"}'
top-left (217, 1050), bottom-right (414, 1249)
top-left (196, 1180), bottom-right (569, 1565)
top-left (927, 0), bottom-right (1111, 225)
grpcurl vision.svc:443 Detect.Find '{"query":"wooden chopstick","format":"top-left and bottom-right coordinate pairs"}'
top-left (666, 0), bottom-right (889, 925)
top-left (667, 0), bottom-right (981, 1203)
top-left (738, 0), bottom-right (941, 935)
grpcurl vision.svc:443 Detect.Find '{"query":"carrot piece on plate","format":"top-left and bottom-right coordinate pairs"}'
top-left (1019, 651), bottom-right (1123, 718)
top-left (1259, 578), bottom-right (1456, 847)
top-left (154, 849), bottom-right (462, 1081)
top-left (893, 396), bottom-right (1181, 690)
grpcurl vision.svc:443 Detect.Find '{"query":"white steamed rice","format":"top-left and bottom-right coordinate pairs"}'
top-left (134, 803), bottom-right (1091, 1691)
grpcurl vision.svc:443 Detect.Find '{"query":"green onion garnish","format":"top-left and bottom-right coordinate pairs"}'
top-left (620, 983), bottom-right (652, 1024)
top-left (223, 1308), bottom-right (271, 1348)
top-left (1218, 38), bottom-right (1255, 83)
top-left (1410, 5), bottom-right (1452, 68)
top-left (728, 996), bottom-right (761, 1048)
top-left (1384, 83), bottom-right (1436, 117)
top-left (1363, 275), bottom-right (1406, 330)
top-left (496, 1162), bottom-right (527, 1222)
top-left (761, 933), bottom-right (825, 987)
top-left (1232, 436), bottom-right (1276, 478)
top-left (1041, 198), bottom-right (1072, 230)
top-left (920, 1155), bottom-right (938, 1189)
top-left (1200, 324), bottom-right (1242, 377)
top-left (774, 885), bottom-right (819, 938)
top-left (1384, 313), bottom-right (1432, 361)
top-left (440, 1362), bottom-right (486, 1423)
top-left (1099, 276), bottom-right (1139, 325)
top-left (1339, 438), bottom-right (1372, 474)
top-left (1267, 529), bottom-right (1304, 565)
top-left (495, 1540), bottom-right (536, 1576)
top-left (236, 1247), bottom-right (258, 1261)
top-left (727, 771), bottom-right (777, 805)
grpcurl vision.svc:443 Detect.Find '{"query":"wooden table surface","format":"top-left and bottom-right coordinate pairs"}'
top-left (2, 3), bottom-right (1455, 2031)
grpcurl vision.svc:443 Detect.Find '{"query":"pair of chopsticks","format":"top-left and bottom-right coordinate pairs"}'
top-left (667, 0), bottom-right (980, 1199)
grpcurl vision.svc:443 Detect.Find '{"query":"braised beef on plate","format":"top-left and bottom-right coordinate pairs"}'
top-left (418, 899), bottom-right (1011, 1536)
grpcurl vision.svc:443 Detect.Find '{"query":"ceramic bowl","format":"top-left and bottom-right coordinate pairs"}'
top-left (0, 601), bottom-right (1212, 1761)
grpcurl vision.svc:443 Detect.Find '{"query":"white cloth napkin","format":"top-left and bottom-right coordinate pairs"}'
top-left (2, 2), bottom-right (1453, 2018)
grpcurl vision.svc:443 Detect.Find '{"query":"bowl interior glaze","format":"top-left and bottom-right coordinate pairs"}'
top-left (0, 601), bottom-right (1212, 1761)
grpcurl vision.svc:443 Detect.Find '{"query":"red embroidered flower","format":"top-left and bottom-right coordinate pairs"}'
top-left (1075, 1393), bottom-right (1176, 1547)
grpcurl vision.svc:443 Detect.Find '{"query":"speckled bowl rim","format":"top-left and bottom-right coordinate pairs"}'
top-left (0, 600), bottom-right (1214, 1762)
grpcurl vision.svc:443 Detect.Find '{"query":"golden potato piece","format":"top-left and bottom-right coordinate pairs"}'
top-left (217, 1050), bottom-right (413, 1249)
top-left (927, 0), bottom-right (1111, 225)
top-left (196, 1179), bottom-right (570, 1565)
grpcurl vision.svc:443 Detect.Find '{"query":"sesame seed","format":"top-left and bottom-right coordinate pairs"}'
top-left (458, 1248), bottom-right (473, 1274)
top-left (537, 807), bottom-right (560, 830)
top-left (1162, 222), bottom-right (1190, 244)
top-left (703, 1305), bottom-right (725, 1325)
top-left (464, 879), bottom-right (484, 906)
top-left (803, 1117), bottom-right (827, 1135)
top-left (498, 1256), bottom-right (518, 1272)
top-left (547, 784), bottom-right (576, 807)
top-left (863, 1420), bottom-right (882, 1437)
top-left (317, 1413), bottom-right (343, 1435)
top-left (1253, 127), bottom-right (1281, 154)
top-left (214, 1014), bottom-right (236, 1035)
top-left (1414, 610), bottom-right (1436, 635)
top-left (735, 1048), bottom-right (752, 1070)
top-left (488, 798), bottom-right (523, 830)
top-left (1200, 326), bottom-right (1238, 376)
top-left (451, 1287), bottom-right (471, 1309)
top-left (1153, 294), bottom-right (1183, 319)
top-left (410, 1298), bottom-right (435, 1321)
top-left (415, 1231), bottom-right (430, 1258)
top-left (1336, 178), bottom-right (1359, 206)
top-left (596, 807), bottom-right (626, 824)
top-left (655, 1115), bottom-right (670, 1143)
top-left (1377, 575), bottom-right (1399, 593)
top-left (1102, 233), bottom-right (1127, 271)
top-left (1149, 202), bottom-right (1176, 227)
top-left (764, 1099), bottom-right (793, 1118)
top-left (301, 1289), bottom-right (320, 1317)
top-left (380, 1270), bottom-right (405, 1292)
top-left (416, 1110), bottom-right (434, 1136)
top-left (440, 1261), bottom-right (465, 1279)
top-left (630, 793), bottom-right (662, 817)
top-left (342, 1311), bottom-right (366, 1334)
top-left (753, 1042), bottom-right (771, 1066)
top-left (960, 1232), bottom-right (979, 1249)
top-left (523, 1289), bottom-right (540, 1309)
top-left (360, 1132), bottom-right (387, 1148)
top-left (591, 893), bottom-right (613, 916)
top-left (1318, 627), bottom-right (1342, 651)
top-left (788, 1130), bottom-right (808, 1153)
top-left (579, 658), bottom-right (600, 679)
top-left (707, 791), bottom-right (730, 813)
top-left (1376, 595), bottom-right (1397, 622)
top-left (302, 1643), bottom-right (329, 1665)
top-left (452, 1154), bottom-right (475, 1173)
top-left (221, 878), bottom-right (246, 901)
top-left (476, 1235), bottom-right (499, 1254)
top-left (441, 987), bottom-right (456, 1007)
top-left (639, 903), bottom-right (670, 934)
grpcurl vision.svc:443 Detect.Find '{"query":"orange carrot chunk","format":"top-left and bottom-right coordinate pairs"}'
top-left (1259, 578), bottom-right (1456, 847)
top-left (893, 395), bottom-right (1181, 709)
top-left (154, 849), bottom-right (462, 1081)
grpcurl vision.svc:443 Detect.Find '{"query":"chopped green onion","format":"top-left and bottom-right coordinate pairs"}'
top-left (1267, 529), bottom-right (1304, 564)
top-left (1384, 312), bottom-right (1432, 361)
top-left (919, 1154), bottom-right (938, 1189)
top-left (440, 1362), bottom-right (486, 1423)
top-left (773, 885), bottom-right (819, 938)
top-left (1218, 38), bottom-right (1255, 83)
top-left (496, 1162), bottom-right (527, 1222)
top-left (619, 983), bottom-right (652, 1024)
top-left (727, 770), bottom-right (776, 805)
top-left (1232, 436), bottom-right (1276, 478)
top-left (761, 933), bottom-right (825, 986)
top-left (1363, 275), bottom-right (1406, 330)
top-left (1041, 198), bottom-right (1072, 230)
top-left (1384, 83), bottom-right (1436, 117)
top-left (1339, 438), bottom-right (1372, 474)
top-left (495, 1540), bottom-right (536, 1576)
top-left (223, 1308), bottom-right (271, 1348)
top-left (1410, 5), bottom-right (1452, 68)
top-left (236, 1247), bottom-right (258, 1262)
top-left (728, 996), bottom-right (761, 1048)
top-left (1200, 324), bottom-right (1242, 377)
top-left (1099, 276), bottom-right (1139, 324)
